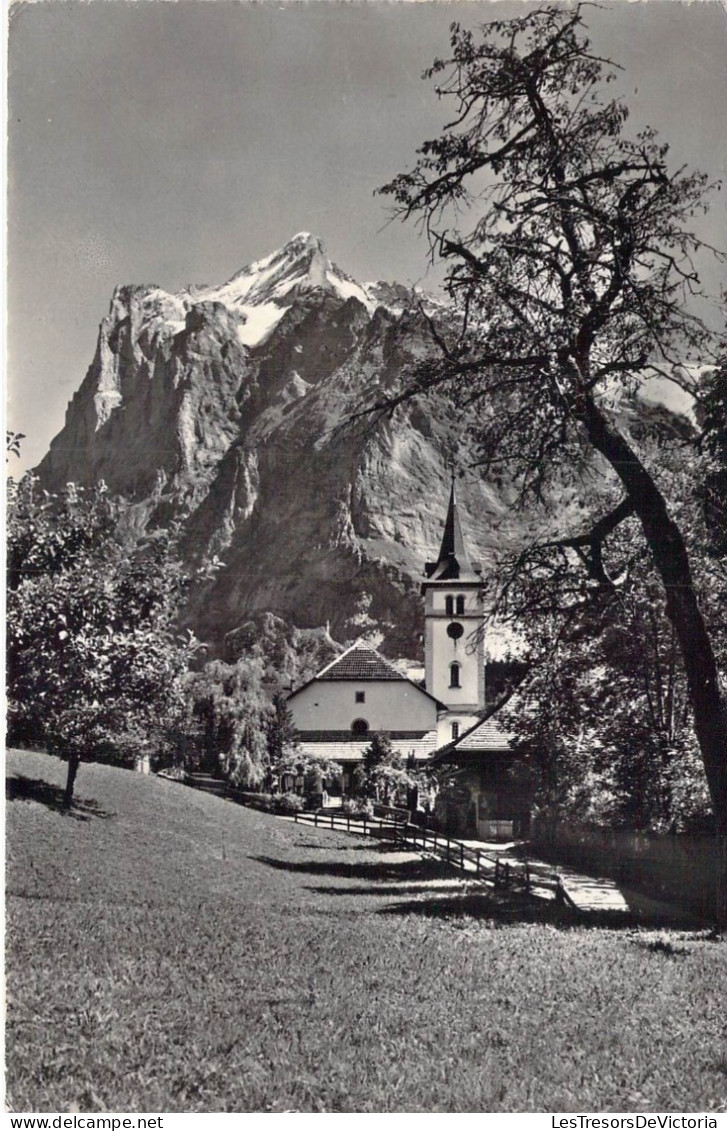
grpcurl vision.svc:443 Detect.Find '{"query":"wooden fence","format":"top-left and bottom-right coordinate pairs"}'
top-left (291, 810), bottom-right (573, 901)
top-left (182, 778), bottom-right (573, 904)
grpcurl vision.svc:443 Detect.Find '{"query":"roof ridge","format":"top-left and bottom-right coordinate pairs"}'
top-left (313, 639), bottom-right (361, 679)
top-left (313, 638), bottom-right (406, 681)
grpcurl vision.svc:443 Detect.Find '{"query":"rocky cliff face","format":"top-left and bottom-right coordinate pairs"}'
top-left (35, 234), bottom-right (538, 659)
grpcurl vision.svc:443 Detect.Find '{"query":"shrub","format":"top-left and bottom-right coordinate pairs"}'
top-left (341, 797), bottom-right (375, 820)
top-left (274, 792), bottom-right (306, 815)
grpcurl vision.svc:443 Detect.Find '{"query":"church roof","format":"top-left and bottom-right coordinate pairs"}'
top-left (287, 639), bottom-right (448, 710)
top-left (432, 712), bottom-right (515, 764)
top-left (424, 479), bottom-right (482, 582)
top-left (315, 640), bottom-right (408, 682)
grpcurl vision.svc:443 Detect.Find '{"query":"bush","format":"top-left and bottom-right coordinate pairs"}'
top-left (274, 792), bottom-right (306, 815)
top-left (341, 797), bottom-right (375, 820)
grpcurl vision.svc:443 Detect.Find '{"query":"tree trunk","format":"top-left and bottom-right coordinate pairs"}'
top-left (581, 398), bottom-right (727, 841)
top-left (63, 752), bottom-right (81, 808)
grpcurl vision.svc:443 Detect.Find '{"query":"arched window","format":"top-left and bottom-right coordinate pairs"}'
top-left (449, 662), bottom-right (461, 688)
top-left (351, 718), bottom-right (369, 736)
top-left (445, 595), bottom-right (454, 616)
top-left (456, 595), bottom-right (465, 615)
top-left (451, 721), bottom-right (460, 741)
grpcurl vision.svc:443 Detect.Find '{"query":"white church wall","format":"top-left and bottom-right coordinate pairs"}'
top-left (290, 679), bottom-right (437, 733)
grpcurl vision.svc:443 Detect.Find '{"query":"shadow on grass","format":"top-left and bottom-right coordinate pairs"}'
top-left (307, 882), bottom-right (469, 898)
top-left (250, 854), bottom-right (455, 884)
top-left (294, 842), bottom-right (375, 853)
top-left (6, 775), bottom-right (113, 821)
top-left (378, 889), bottom-right (705, 931)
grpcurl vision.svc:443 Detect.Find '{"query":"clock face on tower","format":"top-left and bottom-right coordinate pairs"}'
top-left (447, 622), bottom-right (464, 641)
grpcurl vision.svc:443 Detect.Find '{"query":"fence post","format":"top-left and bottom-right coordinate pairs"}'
top-left (294, 811), bottom-right (298, 824)
top-left (447, 836), bottom-right (451, 863)
top-left (314, 811), bottom-right (318, 828)
top-left (460, 843), bottom-right (464, 871)
top-left (476, 851), bottom-right (480, 877)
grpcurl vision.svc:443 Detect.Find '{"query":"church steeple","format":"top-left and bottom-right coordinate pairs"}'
top-left (425, 478), bottom-right (482, 582)
top-left (422, 477), bottom-right (486, 746)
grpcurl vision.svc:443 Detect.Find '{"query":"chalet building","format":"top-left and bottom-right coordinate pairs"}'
top-left (431, 715), bottom-right (531, 840)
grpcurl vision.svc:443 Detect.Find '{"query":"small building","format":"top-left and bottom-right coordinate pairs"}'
top-left (431, 714), bottom-right (531, 840)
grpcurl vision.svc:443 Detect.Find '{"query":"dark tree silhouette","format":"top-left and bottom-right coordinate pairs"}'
top-left (378, 6), bottom-right (727, 858)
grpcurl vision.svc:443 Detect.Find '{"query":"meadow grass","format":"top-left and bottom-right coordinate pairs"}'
top-left (6, 749), bottom-right (727, 1113)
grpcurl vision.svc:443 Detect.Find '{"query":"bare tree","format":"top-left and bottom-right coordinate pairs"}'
top-left (378, 6), bottom-right (727, 844)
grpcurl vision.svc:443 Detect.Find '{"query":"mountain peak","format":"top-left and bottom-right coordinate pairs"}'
top-left (190, 232), bottom-right (383, 346)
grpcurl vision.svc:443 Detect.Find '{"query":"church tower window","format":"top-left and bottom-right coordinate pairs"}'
top-left (451, 721), bottom-right (460, 741)
top-left (456, 595), bottom-right (465, 615)
top-left (449, 662), bottom-right (461, 688)
top-left (445, 595), bottom-right (454, 616)
top-left (351, 718), bottom-right (369, 736)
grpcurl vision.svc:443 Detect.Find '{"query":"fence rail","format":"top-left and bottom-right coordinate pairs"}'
top-left (183, 781), bottom-right (572, 904)
top-left (291, 810), bottom-right (572, 900)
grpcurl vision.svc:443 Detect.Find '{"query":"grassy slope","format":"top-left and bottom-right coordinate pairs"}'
top-left (6, 750), bottom-right (727, 1113)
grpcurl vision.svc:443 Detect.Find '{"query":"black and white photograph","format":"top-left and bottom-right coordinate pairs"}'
top-left (5, 0), bottom-right (727, 1115)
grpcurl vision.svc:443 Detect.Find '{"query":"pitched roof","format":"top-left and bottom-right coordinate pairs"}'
top-left (286, 639), bottom-right (447, 710)
top-left (424, 479), bottom-right (482, 582)
top-left (454, 716), bottom-right (515, 751)
top-left (315, 640), bottom-right (407, 682)
top-left (431, 712), bottom-right (515, 764)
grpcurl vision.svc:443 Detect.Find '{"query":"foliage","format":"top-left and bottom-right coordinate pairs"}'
top-left (697, 356), bottom-right (727, 557)
top-left (6, 430), bottom-right (26, 461)
top-left (185, 656), bottom-right (271, 786)
top-left (379, 4), bottom-right (727, 834)
top-left (275, 791), bottom-right (307, 815)
top-left (265, 691), bottom-right (301, 779)
top-left (499, 433), bottom-right (724, 833)
top-left (6, 476), bottom-right (196, 798)
top-left (226, 612), bottom-right (340, 688)
top-left (340, 796), bottom-right (375, 819)
top-left (352, 731), bottom-right (418, 805)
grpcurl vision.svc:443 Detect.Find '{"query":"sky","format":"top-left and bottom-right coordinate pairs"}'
top-left (7, 0), bottom-right (727, 475)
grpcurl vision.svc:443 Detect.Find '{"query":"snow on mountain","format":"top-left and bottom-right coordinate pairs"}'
top-left (186, 232), bottom-right (381, 346)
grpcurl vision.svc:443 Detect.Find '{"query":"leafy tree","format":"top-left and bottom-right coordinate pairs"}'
top-left (379, 5), bottom-right (727, 837)
top-left (354, 732), bottom-right (417, 805)
top-left (186, 656), bottom-right (271, 787)
top-left (7, 476), bottom-right (197, 804)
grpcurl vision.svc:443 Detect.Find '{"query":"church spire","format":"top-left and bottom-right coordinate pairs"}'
top-left (424, 477), bottom-right (482, 581)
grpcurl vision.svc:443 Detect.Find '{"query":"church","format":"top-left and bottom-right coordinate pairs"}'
top-left (287, 481), bottom-right (521, 824)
